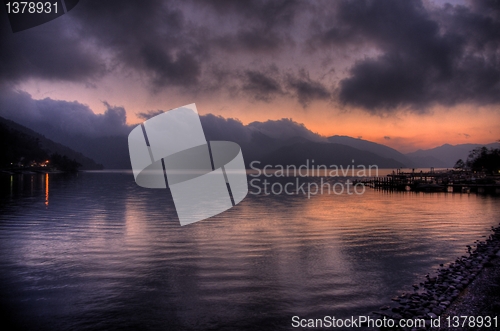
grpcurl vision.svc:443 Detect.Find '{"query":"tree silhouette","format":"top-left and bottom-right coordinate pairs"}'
top-left (466, 147), bottom-right (500, 174)
top-left (453, 159), bottom-right (465, 170)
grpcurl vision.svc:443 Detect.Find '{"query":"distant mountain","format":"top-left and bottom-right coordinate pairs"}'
top-left (3, 126), bottom-right (410, 170)
top-left (406, 142), bottom-right (500, 168)
top-left (327, 135), bottom-right (412, 167)
top-left (6, 111), bottom-right (493, 171)
top-left (240, 132), bottom-right (318, 164)
top-left (258, 141), bottom-right (406, 169)
top-left (405, 155), bottom-right (448, 168)
top-left (234, 131), bottom-right (281, 164)
top-left (0, 116), bottom-right (103, 170)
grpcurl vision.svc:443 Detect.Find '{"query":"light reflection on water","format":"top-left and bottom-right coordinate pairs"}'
top-left (0, 171), bottom-right (499, 330)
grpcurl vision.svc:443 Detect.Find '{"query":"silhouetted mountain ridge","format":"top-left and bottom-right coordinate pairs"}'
top-left (256, 141), bottom-right (406, 169)
top-left (3, 114), bottom-right (497, 170)
top-left (406, 142), bottom-right (500, 168)
top-left (327, 135), bottom-right (412, 166)
top-left (0, 116), bottom-right (103, 170)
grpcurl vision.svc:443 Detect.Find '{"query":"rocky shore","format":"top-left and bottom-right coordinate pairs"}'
top-left (373, 225), bottom-right (500, 330)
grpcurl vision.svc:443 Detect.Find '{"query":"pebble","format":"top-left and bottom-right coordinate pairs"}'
top-left (371, 225), bottom-right (500, 330)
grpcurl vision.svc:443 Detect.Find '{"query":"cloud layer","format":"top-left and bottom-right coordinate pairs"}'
top-left (0, 87), bottom-right (324, 144)
top-left (1, 0), bottom-right (500, 112)
top-left (0, 88), bottom-right (131, 139)
top-left (331, 0), bottom-right (500, 111)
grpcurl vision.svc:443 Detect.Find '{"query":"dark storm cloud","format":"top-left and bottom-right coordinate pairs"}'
top-left (135, 110), bottom-right (325, 143)
top-left (137, 110), bottom-right (252, 142)
top-left (204, 0), bottom-right (300, 53)
top-left (0, 87), bottom-right (130, 138)
top-left (214, 29), bottom-right (286, 53)
top-left (200, 114), bottom-right (252, 142)
top-left (247, 118), bottom-right (325, 142)
top-left (202, 115), bottom-right (326, 143)
top-left (71, 0), bottom-right (204, 89)
top-left (198, 0), bottom-right (300, 29)
top-left (313, 0), bottom-right (500, 112)
top-left (0, 9), bottom-right (105, 84)
top-left (2, 0), bottom-right (500, 111)
top-left (286, 71), bottom-right (331, 107)
top-left (65, 0), bottom-right (303, 91)
top-left (0, 86), bottom-right (326, 161)
top-left (241, 70), bottom-right (283, 102)
top-left (140, 45), bottom-right (201, 87)
top-left (136, 109), bottom-right (165, 121)
top-left (0, 0), bottom-right (204, 88)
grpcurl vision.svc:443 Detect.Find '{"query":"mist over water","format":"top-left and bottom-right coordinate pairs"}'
top-left (1, 171), bottom-right (499, 330)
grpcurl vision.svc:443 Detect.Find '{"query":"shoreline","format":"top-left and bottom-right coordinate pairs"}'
top-left (373, 225), bottom-right (500, 330)
top-left (439, 247), bottom-right (500, 331)
top-left (0, 169), bottom-right (74, 175)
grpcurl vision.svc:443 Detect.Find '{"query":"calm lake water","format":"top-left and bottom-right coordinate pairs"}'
top-left (1, 171), bottom-right (499, 330)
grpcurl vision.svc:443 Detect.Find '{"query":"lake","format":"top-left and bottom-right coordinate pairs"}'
top-left (1, 171), bottom-right (499, 330)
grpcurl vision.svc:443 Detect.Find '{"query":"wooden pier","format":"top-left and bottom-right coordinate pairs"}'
top-left (357, 169), bottom-right (500, 194)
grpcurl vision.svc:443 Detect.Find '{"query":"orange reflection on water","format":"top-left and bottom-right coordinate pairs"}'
top-left (45, 173), bottom-right (49, 206)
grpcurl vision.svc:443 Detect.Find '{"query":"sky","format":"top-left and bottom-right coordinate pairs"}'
top-left (0, 0), bottom-right (499, 153)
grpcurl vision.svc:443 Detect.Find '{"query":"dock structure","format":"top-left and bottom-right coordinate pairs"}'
top-left (357, 169), bottom-right (500, 194)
